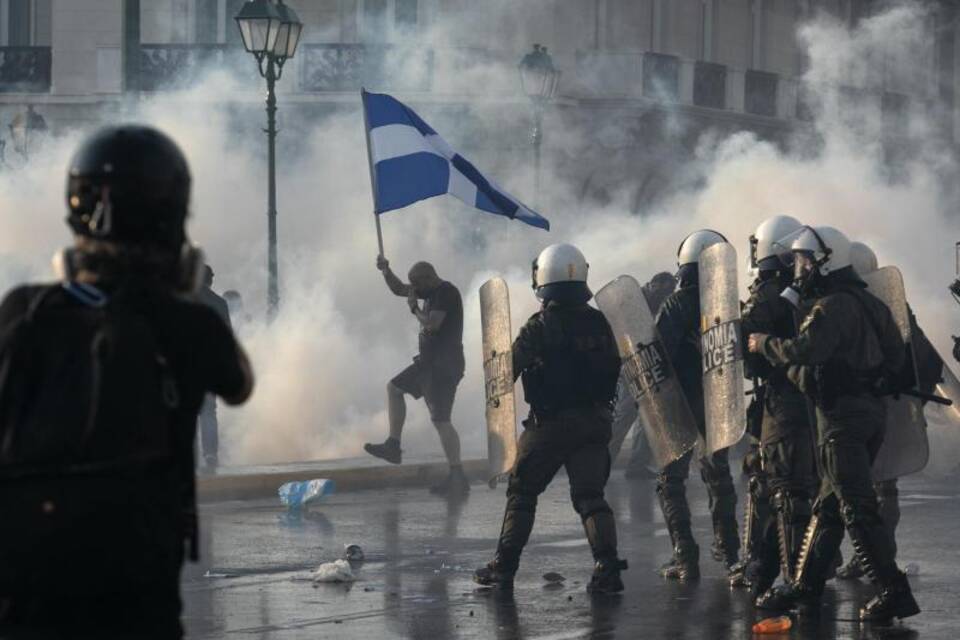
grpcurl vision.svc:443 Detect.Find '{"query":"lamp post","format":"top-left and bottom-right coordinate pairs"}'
top-left (518, 44), bottom-right (560, 209)
top-left (235, 0), bottom-right (303, 320)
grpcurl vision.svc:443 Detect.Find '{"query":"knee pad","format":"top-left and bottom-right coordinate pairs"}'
top-left (773, 489), bottom-right (811, 522)
top-left (742, 445), bottom-right (762, 476)
top-left (656, 475), bottom-right (685, 498)
top-left (573, 494), bottom-right (612, 520)
top-left (839, 499), bottom-right (881, 529)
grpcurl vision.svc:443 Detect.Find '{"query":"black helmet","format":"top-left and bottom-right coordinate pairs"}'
top-left (66, 125), bottom-right (191, 250)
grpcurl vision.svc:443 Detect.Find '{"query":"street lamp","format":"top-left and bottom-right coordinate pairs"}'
top-left (518, 44), bottom-right (560, 209)
top-left (235, 0), bottom-right (303, 320)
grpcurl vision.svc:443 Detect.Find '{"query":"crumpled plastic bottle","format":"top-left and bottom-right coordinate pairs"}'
top-left (752, 616), bottom-right (792, 634)
top-left (278, 479), bottom-right (335, 508)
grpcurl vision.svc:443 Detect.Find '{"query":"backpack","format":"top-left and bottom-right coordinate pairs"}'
top-left (0, 283), bottom-right (186, 594)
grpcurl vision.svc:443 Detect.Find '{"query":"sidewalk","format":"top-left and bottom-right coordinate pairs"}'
top-left (197, 455), bottom-right (488, 502)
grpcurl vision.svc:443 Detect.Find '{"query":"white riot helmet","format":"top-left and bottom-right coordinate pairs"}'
top-left (750, 215), bottom-right (802, 272)
top-left (779, 225), bottom-right (853, 306)
top-left (785, 226), bottom-right (853, 275)
top-left (849, 241), bottom-right (879, 276)
top-left (532, 243), bottom-right (591, 303)
top-left (677, 229), bottom-right (728, 267)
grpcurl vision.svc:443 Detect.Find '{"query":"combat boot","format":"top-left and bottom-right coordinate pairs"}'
top-left (364, 438), bottom-right (402, 465)
top-left (755, 513), bottom-right (843, 615)
top-left (660, 541), bottom-right (700, 581)
top-left (705, 476), bottom-right (740, 569)
top-left (473, 557), bottom-right (516, 590)
top-left (587, 558), bottom-right (628, 594)
top-left (860, 572), bottom-right (920, 622)
top-left (430, 465), bottom-right (470, 496)
top-left (755, 581), bottom-right (822, 615)
top-left (836, 556), bottom-right (866, 580)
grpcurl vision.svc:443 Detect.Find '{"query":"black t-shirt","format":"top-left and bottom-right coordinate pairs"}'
top-left (0, 282), bottom-right (247, 425)
top-left (418, 281), bottom-right (464, 370)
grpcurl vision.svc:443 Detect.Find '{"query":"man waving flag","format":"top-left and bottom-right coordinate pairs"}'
top-left (361, 89), bottom-right (549, 253)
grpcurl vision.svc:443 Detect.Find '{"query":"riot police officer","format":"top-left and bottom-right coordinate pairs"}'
top-left (748, 226), bottom-right (919, 623)
top-left (655, 230), bottom-right (740, 581)
top-left (0, 125), bottom-right (254, 638)
top-left (836, 241), bottom-right (942, 582)
top-left (732, 216), bottom-right (817, 601)
top-left (473, 244), bottom-right (627, 593)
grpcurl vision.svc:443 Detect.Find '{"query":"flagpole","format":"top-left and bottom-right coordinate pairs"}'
top-left (361, 88), bottom-right (385, 257)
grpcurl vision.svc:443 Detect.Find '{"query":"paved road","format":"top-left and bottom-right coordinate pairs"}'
top-left (182, 472), bottom-right (960, 639)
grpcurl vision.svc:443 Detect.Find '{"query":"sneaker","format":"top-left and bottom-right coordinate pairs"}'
top-left (587, 559), bottom-right (628, 594)
top-left (364, 438), bottom-right (402, 465)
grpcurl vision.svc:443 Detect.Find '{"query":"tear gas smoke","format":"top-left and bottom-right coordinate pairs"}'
top-left (1, 1), bottom-right (958, 470)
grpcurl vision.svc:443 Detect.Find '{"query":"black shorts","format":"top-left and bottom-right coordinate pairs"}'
top-left (391, 360), bottom-right (462, 422)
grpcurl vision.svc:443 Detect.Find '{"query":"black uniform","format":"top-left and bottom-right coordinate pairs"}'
top-left (754, 269), bottom-right (918, 619)
top-left (0, 281), bottom-right (249, 638)
top-left (738, 274), bottom-right (817, 594)
top-left (655, 284), bottom-right (740, 572)
top-left (492, 300), bottom-right (622, 572)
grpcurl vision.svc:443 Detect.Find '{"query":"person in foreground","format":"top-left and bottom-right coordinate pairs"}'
top-left (0, 125), bottom-right (254, 639)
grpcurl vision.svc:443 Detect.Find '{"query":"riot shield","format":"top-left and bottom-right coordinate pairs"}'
top-left (699, 243), bottom-right (747, 456)
top-left (861, 266), bottom-right (929, 480)
top-left (480, 278), bottom-right (518, 488)
top-left (935, 359), bottom-right (960, 425)
top-left (595, 275), bottom-right (699, 469)
top-left (608, 373), bottom-right (639, 462)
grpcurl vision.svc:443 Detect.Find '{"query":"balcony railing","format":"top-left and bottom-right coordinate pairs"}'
top-left (139, 44), bottom-right (253, 91)
top-left (0, 46), bottom-right (52, 93)
top-left (300, 44), bottom-right (433, 92)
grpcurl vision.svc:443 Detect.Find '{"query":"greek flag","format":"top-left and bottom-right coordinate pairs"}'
top-left (361, 89), bottom-right (550, 231)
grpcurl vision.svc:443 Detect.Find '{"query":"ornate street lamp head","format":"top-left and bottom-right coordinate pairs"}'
top-left (235, 0), bottom-right (282, 59)
top-left (519, 44), bottom-right (560, 103)
top-left (272, 2), bottom-right (303, 61)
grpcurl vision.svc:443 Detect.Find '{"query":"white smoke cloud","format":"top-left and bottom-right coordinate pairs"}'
top-left (1, 1), bottom-right (958, 472)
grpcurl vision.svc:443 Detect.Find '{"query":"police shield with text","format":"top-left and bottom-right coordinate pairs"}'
top-left (474, 244), bottom-right (627, 593)
top-left (748, 226), bottom-right (920, 623)
top-left (654, 230), bottom-right (740, 581)
top-left (730, 215), bottom-right (817, 602)
top-left (0, 125), bottom-right (254, 638)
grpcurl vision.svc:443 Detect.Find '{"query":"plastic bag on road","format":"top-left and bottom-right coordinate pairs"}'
top-left (313, 559), bottom-right (355, 583)
top-left (279, 479), bottom-right (335, 508)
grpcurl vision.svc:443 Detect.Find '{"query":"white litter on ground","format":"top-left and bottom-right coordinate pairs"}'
top-left (312, 559), bottom-right (355, 583)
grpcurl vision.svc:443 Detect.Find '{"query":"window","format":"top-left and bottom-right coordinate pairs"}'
top-left (226, 0), bottom-right (246, 45)
top-left (361, 0), bottom-right (418, 42)
top-left (196, 0), bottom-right (218, 44)
top-left (8, 0), bottom-right (31, 46)
top-left (395, 0), bottom-right (418, 33)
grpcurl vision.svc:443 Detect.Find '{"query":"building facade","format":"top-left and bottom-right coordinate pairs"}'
top-left (0, 1), bottom-right (957, 208)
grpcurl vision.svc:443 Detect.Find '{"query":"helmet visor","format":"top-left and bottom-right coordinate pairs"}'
top-left (793, 250), bottom-right (816, 281)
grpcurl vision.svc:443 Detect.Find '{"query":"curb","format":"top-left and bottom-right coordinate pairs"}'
top-left (197, 459), bottom-right (489, 503)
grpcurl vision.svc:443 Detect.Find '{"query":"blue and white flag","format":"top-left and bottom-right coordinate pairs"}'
top-left (361, 89), bottom-right (549, 231)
